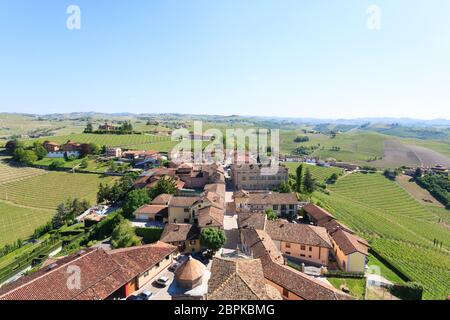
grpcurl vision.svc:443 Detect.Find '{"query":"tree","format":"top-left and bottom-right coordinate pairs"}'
top-left (414, 167), bottom-right (423, 178)
top-left (111, 220), bottom-right (141, 249)
top-left (84, 122), bottom-right (93, 133)
top-left (327, 173), bottom-right (339, 184)
top-left (277, 181), bottom-right (292, 193)
top-left (200, 228), bottom-right (226, 253)
top-left (80, 158), bottom-right (89, 169)
top-left (303, 168), bottom-right (316, 194)
top-left (52, 203), bottom-right (68, 229)
top-left (5, 139), bottom-right (23, 154)
top-left (265, 208), bottom-right (278, 221)
top-left (13, 148), bottom-right (37, 165)
top-left (295, 164), bottom-right (304, 193)
top-left (49, 159), bottom-right (64, 170)
top-left (122, 189), bottom-right (151, 218)
top-left (32, 142), bottom-right (47, 160)
top-left (149, 176), bottom-right (177, 199)
top-left (89, 143), bottom-right (100, 155)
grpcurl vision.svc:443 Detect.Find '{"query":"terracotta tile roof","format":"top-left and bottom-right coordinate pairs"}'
top-left (198, 206), bottom-right (224, 228)
top-left (331, 230), bottom-right (369, 256)
top-left (160, 224), bottom-right (200, 243)
top-left (322, 219), bottom-right (354, 235)
top-left (261, 257), bottom-right (352, 300)
top-left (246, 192), bottom-right (298, 205)
top-left (0, 243), bottom-right (177, 300)
top-left (237, 212), bottom-right (267, 230)
top-left (303, 203), bottom-right (335, 224)
top-left (241, 228), bottom-right (284, 264)
top-left (134, 205), bottom-right (168, 218)
top-left (265, 220), bottom-right (332, 249)
top-left (151, 194), bottom-right (173, 205)
top-left (208, 257), bottom-right (282, 300)
top-left (240, 228), bottom-right (352, 300)
top-left (169, 196), bottom-right (202, 208)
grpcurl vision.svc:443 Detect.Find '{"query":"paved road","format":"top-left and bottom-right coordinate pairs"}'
top-left (133, 269), bottom-right (174, 300)
top-left (222, 191), bottom-right (239, 254)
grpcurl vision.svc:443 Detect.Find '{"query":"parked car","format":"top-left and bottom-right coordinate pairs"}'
top-left (155, 276), bottom-right (170, 287)
top-left (126, 295), bottom-right (142, 300)
top-left (168, 262), bottom-right (179, 272)
top-left (138, 290), bottom-right (153, 300)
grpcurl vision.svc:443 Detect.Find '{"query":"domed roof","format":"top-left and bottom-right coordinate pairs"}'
top-left (175, 256), bottom-right (206, 282)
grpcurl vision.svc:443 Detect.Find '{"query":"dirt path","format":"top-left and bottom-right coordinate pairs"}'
top-left (395, 175), bottom-right (444, 208)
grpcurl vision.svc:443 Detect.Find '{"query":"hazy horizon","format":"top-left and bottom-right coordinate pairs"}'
top-left (1, 1), bottom-right (450, 119)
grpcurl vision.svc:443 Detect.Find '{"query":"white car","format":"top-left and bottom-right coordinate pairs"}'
top-left (155, 276), bottom-right (169, 287)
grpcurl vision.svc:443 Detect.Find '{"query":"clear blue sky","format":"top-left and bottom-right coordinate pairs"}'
top-left (1, 0), bottom-right (449, 119)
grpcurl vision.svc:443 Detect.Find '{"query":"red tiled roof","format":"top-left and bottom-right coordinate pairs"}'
top-left (0, 242), bottom-right (177, 300)
top-left (303, 203), bottom-right (335, 224)
top-left (331, 230), bottom-right (369, 256)
top-left (265, 220), bottom-right (332, 249)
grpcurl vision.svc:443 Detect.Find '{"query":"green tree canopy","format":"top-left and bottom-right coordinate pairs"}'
top-left (303, 168), bottom-right (317, 194)
top-left (149, 176), bottom-right (177, 199)
top-left (111, 220), bottom-right (141, 249)
top-left (265, 208), bottom-right (278, 221)
top-left (295, 164), bottom-right (304, 193)
top-left (122, 189), bottom-right (151, 218)
top-left (200, 228), bottom-right (227, 252)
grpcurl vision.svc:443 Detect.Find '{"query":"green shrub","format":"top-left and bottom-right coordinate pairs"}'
top-left (135, 227), bottom-right (164, 243)
top-left (390, 282), bottom-right (423, 300)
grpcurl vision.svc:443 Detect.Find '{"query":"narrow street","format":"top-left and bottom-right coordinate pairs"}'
top-left (222, 191), bottom-right (239, 255)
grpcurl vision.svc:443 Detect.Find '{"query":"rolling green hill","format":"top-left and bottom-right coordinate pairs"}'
top-left (314, 172), bottom-right (450, 299)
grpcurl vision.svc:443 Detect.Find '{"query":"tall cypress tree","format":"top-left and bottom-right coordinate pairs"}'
top-left (296, 164), bottom-right (304, 193)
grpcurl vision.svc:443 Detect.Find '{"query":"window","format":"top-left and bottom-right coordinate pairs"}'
top-left (143, 270), bottom-right (149, 277)
top-left (285, 251), bottom-right (291, 255)
top-left (308, 255), bottom-right (312, 258)
top-left (184, 208), bottom-right (189, 212)
top-left (285, 242), bottom-right (291, 248)
top-left (309, 246), bottom-right (312, 251)
top-left (184, 218), bottom-right (190, 223)
top-left (156, 262), bottom-right (160, 268)
top-left (273, 205), bottom-right (278, 210)
top-left (301, 245), bottom-right (306, 250)
top-left (300, 254), bottom-right (305, 257)
top-left (283, 288), bottom-right (289, 297)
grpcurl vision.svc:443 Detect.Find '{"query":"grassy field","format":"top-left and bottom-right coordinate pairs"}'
top-left (0, 156), bottom-right (47, 184)
top-left (0, 172), bottom-right (118, 210)
top-left (0, 202), bottom-right (53, 247)
top-left (314, 172), bottom-right (450, 299)
top-left (283, 162), bottom-right (344, 183)
top-left (312, 131), bottom-right (386, 162)
top-left (327, 277), bottom-right (366, 300)
top-left (25, 133), bottom-right (171, 149)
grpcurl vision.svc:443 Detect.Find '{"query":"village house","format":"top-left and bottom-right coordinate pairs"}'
top-left (106, 147), bottom-right (122, 158)
top-left (98, 122), bottom-right (119, 131)
top-left (328, 229), bottom-right (369, 273)
top-left (160, 223), bottom-right (201, 253)
top-left (238, 212), bottom-right (331, 266)
top-left (134, 204), bottom-right (168, 222)
top-left (233, 190), bottom-right (298, 217)
top-left (43, 141), bottom-right (60, 152)
top-left (0, 242), bottom-right (177, 300)
top-left (239, 228), bottom-right (352, 300)
top-left (231, 163), bottom-right (289, 190)
top-left (265, 219), bottom-right (332, 266)
top-left (303, 203), bottom-right (369, 272)
top-left (303, 203), bottom-right (335, 226)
